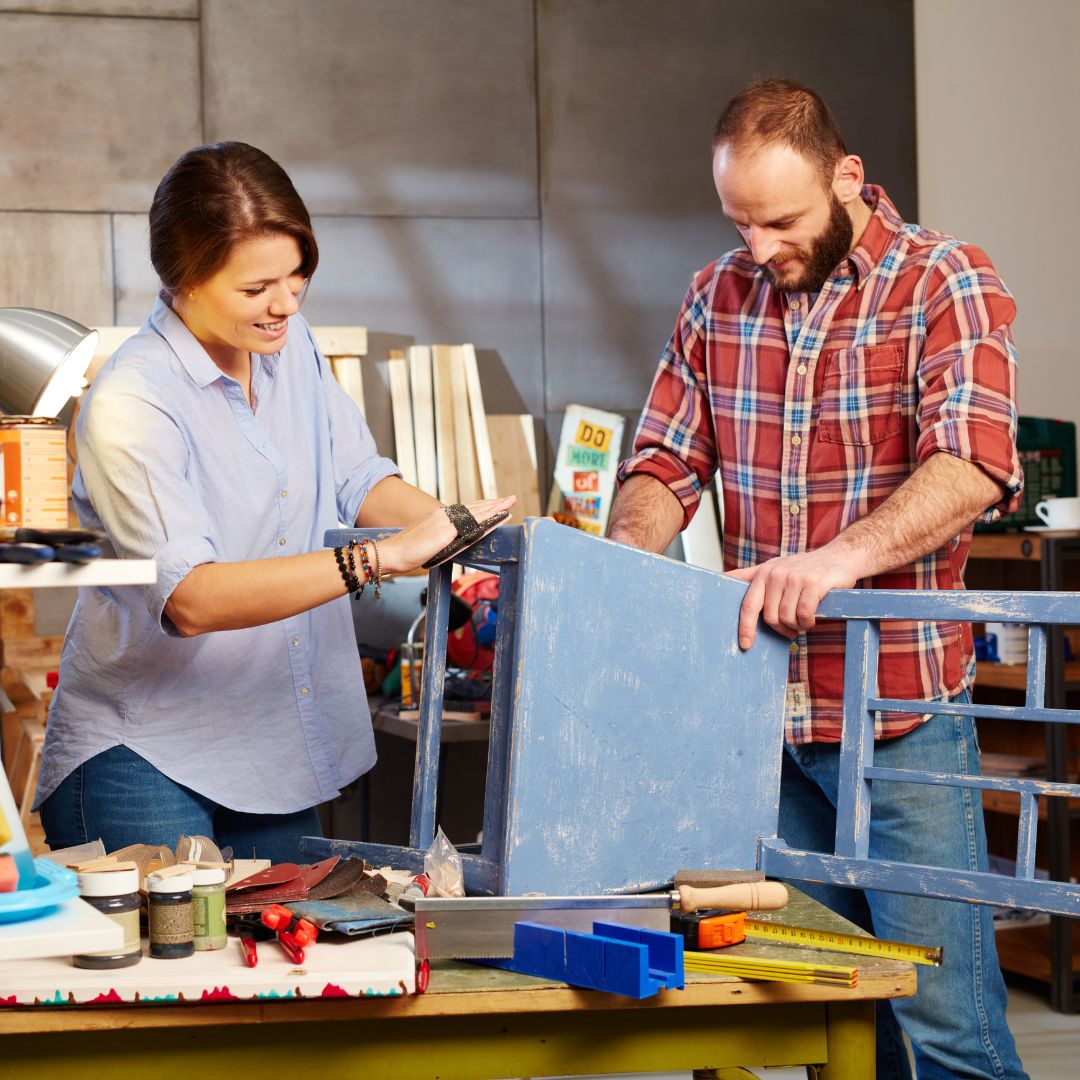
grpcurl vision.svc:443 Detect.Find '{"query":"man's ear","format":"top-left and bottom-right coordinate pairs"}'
top-left (831, 154), bottom-right (865, 205)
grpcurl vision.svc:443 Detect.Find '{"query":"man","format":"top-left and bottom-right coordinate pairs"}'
top-left (609, 79), bottom-right (1027, 1080)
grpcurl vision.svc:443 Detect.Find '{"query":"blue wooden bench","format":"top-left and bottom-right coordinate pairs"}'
top-left (305, 520), bottom-right (1080, 919)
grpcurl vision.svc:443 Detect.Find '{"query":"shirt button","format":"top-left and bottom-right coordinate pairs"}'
top-left (291, 637), bottom-right (299, 647)
top-left (790, 300), bottom-right (800, 310)
top-left (796, 364), bottom-right (807, 375)
top-left (790, 642), bottom-right (799, 654)
top-left (791, 434), bottom-right (802, 446)
top-left (280, 490), bottom-right (288, 498)
top-left (279, 538), bottom-right (286, 546)
top-left (790, 503), bottom-right (801, 515)
top-left (300, 687), bottom-right (310, 696)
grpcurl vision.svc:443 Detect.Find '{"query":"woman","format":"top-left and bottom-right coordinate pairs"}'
top-left (35, 142), bottom-right (514, 863)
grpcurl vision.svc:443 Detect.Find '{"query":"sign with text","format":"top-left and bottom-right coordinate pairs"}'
top-left (548, 404), bottom-right (625, 536)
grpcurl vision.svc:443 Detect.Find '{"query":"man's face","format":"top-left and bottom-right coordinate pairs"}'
top-left (713, 142), bottom-right (853, 294)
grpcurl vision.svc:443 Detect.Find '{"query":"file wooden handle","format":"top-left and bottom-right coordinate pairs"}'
top-left (675, 881), bottom-right (789, 913)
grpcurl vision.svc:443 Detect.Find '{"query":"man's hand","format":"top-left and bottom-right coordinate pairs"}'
top-left (728, 545), bottom-right (860, 649)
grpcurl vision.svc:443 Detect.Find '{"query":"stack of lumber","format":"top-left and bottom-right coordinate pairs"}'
top-left (387, 344), bottom-right (540, 522)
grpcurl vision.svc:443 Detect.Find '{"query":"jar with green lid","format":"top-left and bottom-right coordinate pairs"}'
top-left (73, 866), bottom-right (142, 969)
top-left (191, 866), bottom-right (227, 951)
top-left (147, 870), bottom-right (194, 959)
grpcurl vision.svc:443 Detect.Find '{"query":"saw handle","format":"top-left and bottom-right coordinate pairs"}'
top-left (676, 881), bottom-right (789, 913)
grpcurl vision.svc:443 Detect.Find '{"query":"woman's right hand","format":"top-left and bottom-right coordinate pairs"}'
top-left (377, 496), bottom-right (517, 575)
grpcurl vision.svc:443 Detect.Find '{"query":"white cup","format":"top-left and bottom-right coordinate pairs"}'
top-left (1035, 496), bottom-right (1080, 529)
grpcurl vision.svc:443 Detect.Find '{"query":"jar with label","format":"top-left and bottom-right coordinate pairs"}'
top-left (147, 870), bottom-right (194, 959)
top-left (73, 866), bottom-right (142, 969)
top-left (191, 866), bottom-right (227, 951)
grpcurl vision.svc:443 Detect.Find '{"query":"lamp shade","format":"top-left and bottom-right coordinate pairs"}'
top-left (0, 308), bottom-right (99, 418)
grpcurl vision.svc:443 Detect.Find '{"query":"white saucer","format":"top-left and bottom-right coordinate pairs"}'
top-left (1022, 525), bottom-right (1080, 534)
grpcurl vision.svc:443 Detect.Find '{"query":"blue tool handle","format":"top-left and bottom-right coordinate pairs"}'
top-left (52, 544), bottom-right (102, 563)
top-left (0, 543), bottom-right (55, 563)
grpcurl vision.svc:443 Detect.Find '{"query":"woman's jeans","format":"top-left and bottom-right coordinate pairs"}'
top-left (40, 744), bottom-right (322, 866)
top-left (779, 697), bottom-right (1028, 1080)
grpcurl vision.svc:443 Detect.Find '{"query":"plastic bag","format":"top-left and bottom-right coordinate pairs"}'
top-left (423, 826), bottom-right (464, 897)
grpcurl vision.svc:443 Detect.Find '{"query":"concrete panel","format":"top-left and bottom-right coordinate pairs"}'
top-left (201, 0), bottom-right (537, 217)
top-left (0, 2), bottom-right (195, 15)
top-left (538, 0), bottom-right (916, 414)
top-left (0, 13), bottom-right (201, 211)
top-left (0, 213), bottom-right (114, 328)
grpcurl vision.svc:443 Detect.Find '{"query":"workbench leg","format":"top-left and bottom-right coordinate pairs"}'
top-left (816, 1000), bottom-right (875, 1080)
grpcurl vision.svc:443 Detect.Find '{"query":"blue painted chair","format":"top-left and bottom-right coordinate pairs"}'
top-left (307, 520), bottom-right (1080, 919)
top-left (761, 589), bottom-right (1080, 917)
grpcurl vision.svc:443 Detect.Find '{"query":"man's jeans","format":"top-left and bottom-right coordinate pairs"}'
top-left (40, 744), bottom-right (322, 866)
top-left (779, 699), bottom-right (1029, 1080)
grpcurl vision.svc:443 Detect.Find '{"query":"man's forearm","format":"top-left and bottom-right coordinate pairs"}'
top-left (828, 451), bottom-right (1006, 579)
top-left (730, 451), bottom-right (1007, 648)
top-left (606, 474), bottom-right (686, 553)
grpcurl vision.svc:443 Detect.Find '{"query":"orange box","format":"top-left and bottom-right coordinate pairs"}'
top-left (0, 419), bottom-right (68, 527)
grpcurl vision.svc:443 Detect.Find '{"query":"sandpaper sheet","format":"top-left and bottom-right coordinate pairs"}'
top-left (287, 886), bottom-right (411, 937)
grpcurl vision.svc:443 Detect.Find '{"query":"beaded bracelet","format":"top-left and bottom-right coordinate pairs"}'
top-left (358, 538), bottom-right (383, 600)
top-left (333, 545), bottom-right (364, 600)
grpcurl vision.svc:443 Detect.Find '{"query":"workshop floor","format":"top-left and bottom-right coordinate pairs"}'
top-left (547, 984), bottom-right (1080, 1078)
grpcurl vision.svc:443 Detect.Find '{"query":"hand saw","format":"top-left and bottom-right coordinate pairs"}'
top-left (411, 882), bottom-right (789, 959)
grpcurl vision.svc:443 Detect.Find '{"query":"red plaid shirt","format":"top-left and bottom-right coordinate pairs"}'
top-left (619, 186), bottom-right (1022, 743)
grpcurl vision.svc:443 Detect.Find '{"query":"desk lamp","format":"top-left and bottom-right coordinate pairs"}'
top-left (0, 308), bottom-right (99, 417)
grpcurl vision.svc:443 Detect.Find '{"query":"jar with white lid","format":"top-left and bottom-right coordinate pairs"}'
top-left (73, 866), bottom-right (142, 969)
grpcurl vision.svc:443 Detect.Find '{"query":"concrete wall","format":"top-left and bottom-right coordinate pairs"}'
top-left (0, 0), bottom-right (917, 475)
top-left (915, 0), bottom-right (1079, 429)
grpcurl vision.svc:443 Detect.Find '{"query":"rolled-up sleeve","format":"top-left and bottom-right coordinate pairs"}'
top-left (305, 327), bottom-right (400, 525)
top-left (915, 244), bottom-right (1023, 522)
top-left (76, 380), bottom-right (221, 632)
top-left (617, 279), bottom-right (718, 528)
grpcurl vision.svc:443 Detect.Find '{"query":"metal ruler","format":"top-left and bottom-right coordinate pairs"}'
top-left (745, 919), bottom-right (943, 967)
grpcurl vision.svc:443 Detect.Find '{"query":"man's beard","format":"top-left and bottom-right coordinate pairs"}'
top-left (762, 193), bottom-right (854, 294)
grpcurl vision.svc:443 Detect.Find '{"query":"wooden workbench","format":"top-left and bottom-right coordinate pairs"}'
top-left (0, 892), bottom-right (915, 1079)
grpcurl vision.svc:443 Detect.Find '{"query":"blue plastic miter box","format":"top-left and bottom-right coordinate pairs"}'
top-left (480, 920), bottom-right (685, 999)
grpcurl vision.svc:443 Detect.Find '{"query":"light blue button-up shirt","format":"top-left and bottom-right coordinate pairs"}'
top-left (36, 298), bottom-right (399, 814)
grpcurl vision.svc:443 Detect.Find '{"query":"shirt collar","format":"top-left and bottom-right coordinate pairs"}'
top-left (148, 295), bottom-right (282, 389)
top-left (845, 185), bottom-right (904, 287)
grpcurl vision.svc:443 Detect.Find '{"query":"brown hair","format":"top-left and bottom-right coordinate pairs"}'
top-left (149, 141), bottom-right (318, 299)
top-left (712, 78), bottom-right (847, 184)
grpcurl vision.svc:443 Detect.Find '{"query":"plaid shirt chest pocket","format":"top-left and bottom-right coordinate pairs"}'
top-left (816, 344), bottom-right (904, 446)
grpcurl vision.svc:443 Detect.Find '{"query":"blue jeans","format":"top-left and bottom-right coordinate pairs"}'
top-left (40, 745), bottom-right (323, 866)
top-left (779, 700), bottom-right (1028, 1080)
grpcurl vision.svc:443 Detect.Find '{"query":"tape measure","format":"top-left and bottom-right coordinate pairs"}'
top-left (745, 919), bottom-right (943, 967)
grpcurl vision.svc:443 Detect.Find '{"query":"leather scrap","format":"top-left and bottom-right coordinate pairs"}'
top-left (306, 858), bottom-right (370, 901)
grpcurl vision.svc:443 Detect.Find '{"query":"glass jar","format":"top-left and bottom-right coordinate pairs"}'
top-left (147, 870), bottom-right (194, 959)
top-left (192, 866), bottom-right (227, 951)
top-left (73, 866), bottom-right (142, 969)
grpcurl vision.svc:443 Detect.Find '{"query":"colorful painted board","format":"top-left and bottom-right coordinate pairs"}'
top-left (0, 931), bottom-right (415, 1005)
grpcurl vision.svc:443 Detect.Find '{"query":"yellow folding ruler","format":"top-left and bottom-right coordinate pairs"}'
top-left (745, 919), bottom-right (943, 967)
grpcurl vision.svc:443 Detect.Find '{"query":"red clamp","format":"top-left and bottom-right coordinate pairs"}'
top-left (261, 903), bottom-right (319, 964)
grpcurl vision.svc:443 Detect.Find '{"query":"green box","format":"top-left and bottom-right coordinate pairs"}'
top-left (975, 416), bottom-right (1077, 532)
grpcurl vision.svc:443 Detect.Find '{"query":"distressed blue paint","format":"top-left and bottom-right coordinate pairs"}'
top-left (1015, 793), bottom-right (1039, 881)
top-left (1026, 625), bottom-right (1047, 708)
top-left (867, 697), bottom-right (1080, 725)
top-left (324, 520), bottom-right (789, 896)
top-left (495, 519), bottom-right (789, 895)
top-left (411, 564), bottom-right (452, 849)
top-left (864, 766), bottom-right (1078, 799)
top-left (759, 841), bottom-right (1080, 917)
top-left (834, 619), bottom-right (877, 860)
top-left (819, 590), bottom-right (1080, 917)
top-left (819, 589), bottom-right (1080, 624)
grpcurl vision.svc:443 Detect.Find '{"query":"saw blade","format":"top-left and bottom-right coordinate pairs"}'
top-left (412, 894), bottom-right (670, 960)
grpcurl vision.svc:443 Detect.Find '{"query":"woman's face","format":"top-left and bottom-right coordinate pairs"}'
top-left (182, 232), bottom-right (306, 369)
